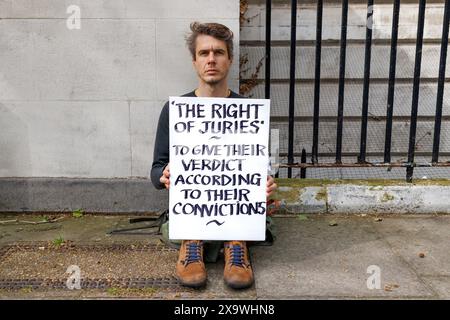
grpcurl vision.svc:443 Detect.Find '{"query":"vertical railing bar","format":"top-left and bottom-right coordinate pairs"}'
top-left (407, 0), bottom-right (427, 182)
top-left (432, 0), bottom-right (449, 163)
top-left (358, 0), bottom-right (374, 164)
top-left (266, 0), bottom-right (278, 178)
top-left (300, 148), bottom-right (307, 178)
top-left (384, 0), bottom-right (401, 163)
top-left (265, 0), bottom-right (272, 100)
top-left (336, 0), bottom-right (349, 164)
top-left (312, 0), bottom-right (323, 164)
top-left (288, 0), bottom-right (298, 178)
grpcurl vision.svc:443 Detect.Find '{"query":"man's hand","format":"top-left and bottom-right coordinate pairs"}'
top-left (266, 175), bottom-right (277, 198)
top-left (160, 163), bottom-right (170, 190)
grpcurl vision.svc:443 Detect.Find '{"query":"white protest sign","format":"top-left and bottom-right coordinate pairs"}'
top-left (169, 96), bottom-right (270, 241)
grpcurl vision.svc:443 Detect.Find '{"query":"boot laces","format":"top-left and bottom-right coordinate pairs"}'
top-left (184, 241), bottom-right (202, 265)
top-left (229, 244), bottom-right (246, 267)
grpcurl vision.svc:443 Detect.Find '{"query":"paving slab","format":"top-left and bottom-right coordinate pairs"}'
top-left (0, 214), bottom-right (159, 245)
top-left (251, 216), bottom-right (436, 299)
top-left (421, 276), bottom-right (450, 300)
top-left (372, 216), bottom-right (450, 277)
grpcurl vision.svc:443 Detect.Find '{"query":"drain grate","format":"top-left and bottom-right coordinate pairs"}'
top-left (0, 242), bottom-right (181, 290)
top-left (0, 277), bottom-right (181, 290)
top-left (0, 242), bottom-right (178, 253)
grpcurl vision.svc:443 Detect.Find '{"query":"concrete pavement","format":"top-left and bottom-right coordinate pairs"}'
top-left (0, 213), bottom-right (449, 299)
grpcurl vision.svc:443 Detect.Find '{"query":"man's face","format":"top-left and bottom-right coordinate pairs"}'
top-left (192, 34), bottom-right (232, 86)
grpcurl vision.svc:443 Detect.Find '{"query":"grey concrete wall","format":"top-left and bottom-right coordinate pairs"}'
top-left (0, 177), bottom-right (168, 213)
top-left (0, 0), bottom-right (240, 179)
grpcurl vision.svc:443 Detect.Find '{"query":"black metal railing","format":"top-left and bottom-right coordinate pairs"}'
top-left (287, 0), bottom-right (298, 179)
top-left (384, 0), bottom-right (401, 164)
top-left (433, 0), bottom-right (450, 163)
top-left (264, 0), bottom-right (450, 181)
top-left (336, 0), bottom-right (348, 165)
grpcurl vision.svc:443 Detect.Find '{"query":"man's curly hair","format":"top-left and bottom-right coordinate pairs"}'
top-left (186, 22), bottom-right (234, 61)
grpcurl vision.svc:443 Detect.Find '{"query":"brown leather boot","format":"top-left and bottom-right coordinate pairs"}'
top-left (223, 241), bottom-right (254, 289)
top-left (176, 240), bottom-right (207, 288)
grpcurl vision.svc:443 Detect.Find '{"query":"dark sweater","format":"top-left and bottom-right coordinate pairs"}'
top-left (150, 90), bottom-right (244, 189)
